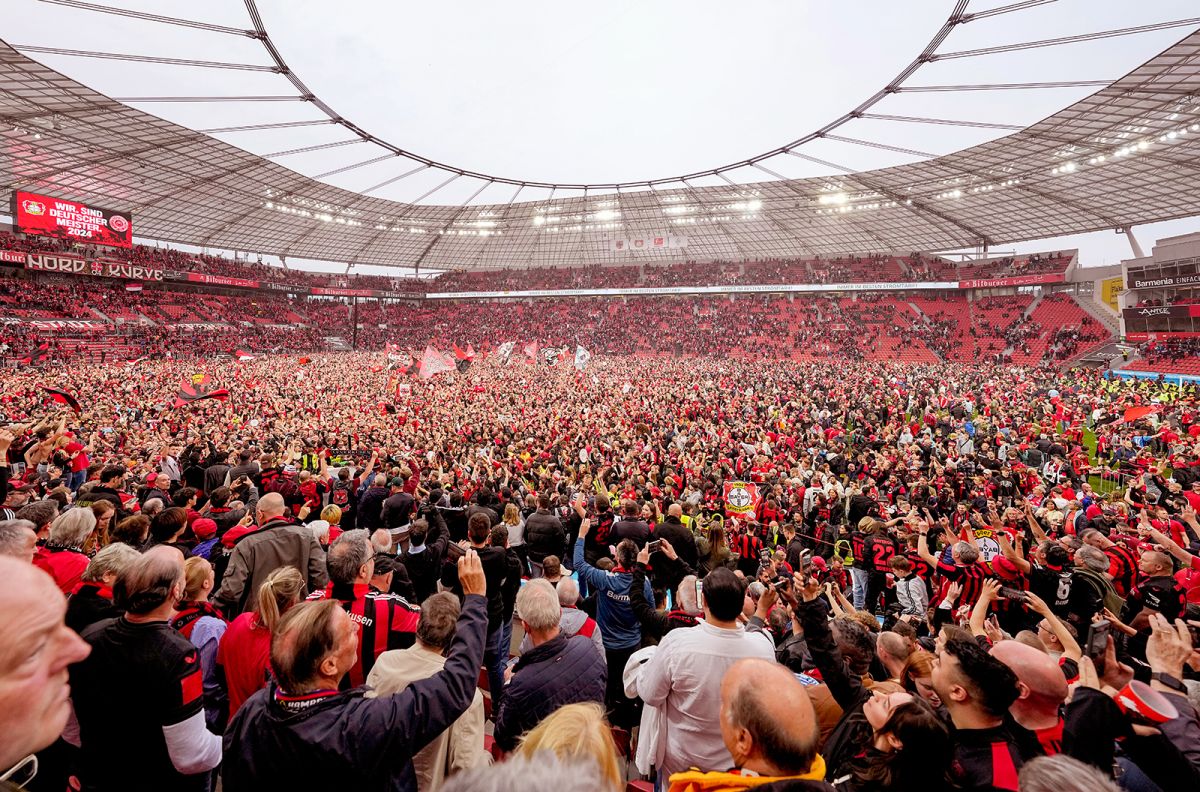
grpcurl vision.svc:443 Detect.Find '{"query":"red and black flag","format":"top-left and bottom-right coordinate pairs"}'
top-left (42, 387), bottom-right (81, 413)
top-left (173, 385), bottom-right (230, 409)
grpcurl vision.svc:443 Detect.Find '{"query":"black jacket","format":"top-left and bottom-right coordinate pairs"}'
top-left (357, 485), bottom-right (390, 530)
top-left (65, 583), bottom-right (121, 634)
top-left (441, 544), bottom-right (512, 630)
top-left (629, 563), bottom-right (700, 643)
top-left (523, 509), bottom-right (566, 563)
top-left (493, 632), bottom-right (607, 751)
top-left (612, 517), bottom-right (650, 547)
top-left (399, 507), bottom-right (450, 603)
top-left (795, 597), bottom-right (873, 777)
top-left (382, 491), bottom-right (415, 531)
top-left (221, 595), bottom-right (488, 792)
top-left (649, 516), bottom-right (696, 593)
top-left (80, 484), bottom-right (130, 521)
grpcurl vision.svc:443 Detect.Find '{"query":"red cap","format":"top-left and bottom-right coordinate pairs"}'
top-left (992, 556), bottom-right (1021, 580)
top-left (192, 518), bottom-right (218, 540)
top-left (810, 556), bottom-right (828, 570)
top-left (145, 472), bottom-right (157, 485)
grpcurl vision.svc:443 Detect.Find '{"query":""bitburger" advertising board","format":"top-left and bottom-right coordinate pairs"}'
top-left (12, 190), bottom-right (133, 249)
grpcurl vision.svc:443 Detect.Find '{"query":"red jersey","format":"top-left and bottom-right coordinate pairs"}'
top-left (217, 612), bottom-right (273, 716)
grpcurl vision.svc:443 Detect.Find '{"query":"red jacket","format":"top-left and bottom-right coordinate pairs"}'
top-left (34, 545), bottom-right (89, 594)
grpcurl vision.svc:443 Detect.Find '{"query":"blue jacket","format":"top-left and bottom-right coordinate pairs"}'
top-left (493, 632), bottom-right (606, 752)
top-left (221, 594), bottom-right (488, 792)
top-left (574, 539), bottom-right (654, 650)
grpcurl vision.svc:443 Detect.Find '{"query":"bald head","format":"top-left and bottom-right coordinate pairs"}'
top-left (721, 658), bottom-right (819, 777)
top-left (1140, 550), bottom-right (1172, 576)
top-left (668, 503), bottom-right (683, 518)
top-left (257, 492), bottom-right (286, 520)
top-left (990, 640), bottom-right (1067, 723)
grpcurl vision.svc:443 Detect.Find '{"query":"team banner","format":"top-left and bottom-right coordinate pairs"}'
top-left (417, 346), bottom-right (455, 379)
top-left (25, 253), bottom-right (162, 281)
top-left (0, 250), bottom-right (25, 264)
top-left (492, 341), bottom-right (516, 362)
top-left (957, 273), bottom-right (1066, 289)
top-left (1123, 305), bottom-right (1200, 321)
top-left (13, 190), bottom-right (133, 248)
top-left (27, 319), bottom-right (106, 330)
top-left (1126, 271), bottom-right (1200, 290)
top-left (723, 481), bottom-right (761, 518)
top-left (573, 345), bottom-right (592, 371)
top-left (185, 272), bottom-right (260, 288)
top-left (311, 287), bottom-right (379, 297)
top-left (610, 235), bottom-right (687, 253)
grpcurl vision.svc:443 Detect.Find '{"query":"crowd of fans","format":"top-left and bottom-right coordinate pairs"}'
top-left (0, 266), bottom-right (1116, 370)
top-left (1, 350), bottom-right (1199, 791)
top-left (0, 229), bottom-right (1072, 295)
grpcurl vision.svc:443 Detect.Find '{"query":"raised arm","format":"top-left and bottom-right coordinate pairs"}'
top-left (1026, 591), bottom-right (1082, 661)
top-left (998, 533), bottom-right (1031, 574)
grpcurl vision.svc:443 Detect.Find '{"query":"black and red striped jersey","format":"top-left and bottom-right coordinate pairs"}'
top-left (307, 582), bottom-right (419, 688)
top-left (1103, 543), bottom-right (1139, 598)
top-left (732, 532), bottom-right (765, 561)
top-left (936, 559), bottom-right (990, 607)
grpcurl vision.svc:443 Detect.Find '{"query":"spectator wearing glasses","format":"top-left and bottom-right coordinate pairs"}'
top-left (306, 529), bottom-right (420, 689)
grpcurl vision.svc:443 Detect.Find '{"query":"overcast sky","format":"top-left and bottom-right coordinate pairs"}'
top-left (6, 0), bottom-right (1200, 272)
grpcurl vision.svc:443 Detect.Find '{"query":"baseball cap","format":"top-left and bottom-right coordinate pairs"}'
top-left (992, 556), bottom-right (1021, 580)
top-left (372, 553), bottom-right (400, 575)
top-left (390, 477), bottom-right (406, 488)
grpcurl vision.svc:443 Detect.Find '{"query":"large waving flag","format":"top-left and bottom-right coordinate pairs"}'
top-left (492, 341), bottom-right (516, 363)
top-left (42, 387), bottom-right (81, 413)
top-left (573, 345), bottom-right (592, 371)
top-left (173, 385), bottom-right (230, 409)
top-left (452, 342), bottom-right (475, 361)
top-left (523, 341), bottom-right (539, 362)
top-left (1123, 405), bottom-right (1161, 423)
top-left (418, 346), bottom-right (456, 380)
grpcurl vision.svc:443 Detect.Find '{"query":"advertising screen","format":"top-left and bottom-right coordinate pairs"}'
top-left (12, 190), bottom-right (133, 249)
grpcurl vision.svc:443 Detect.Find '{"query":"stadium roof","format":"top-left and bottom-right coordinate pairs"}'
top-left (2, 3), bottom-right (1200, 270)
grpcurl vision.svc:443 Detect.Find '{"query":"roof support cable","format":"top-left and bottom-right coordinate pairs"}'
top-left (112, 95), bottom-right (307, 102)
top-left (821, 134), bottom-right (938, 158)
top-left (358, 164), bottom-right (430, 195)
top-left (858, 113), bottom-right (1024, 131)
top-left (200, 120), bottom-right (335, 134)
top-left (932, 18), bottom-right (1200, 60)
top-left (37, 0), bottom-right (257, 37)
top-left (9, 45), bottom-right (277, 72)
top-left (899, 80), bottom-right (1112, 92)
top-left (263, 139), bottom-right (365, 158)
top-left (312, 153), bottom-right (401, 181)
top-left (960, 0), bottom-right (1057, 23)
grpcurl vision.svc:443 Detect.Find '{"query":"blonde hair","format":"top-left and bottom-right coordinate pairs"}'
top-left (503, 503), bottom-right (520, 526)
top-left (182, 556), bottom-right (214, 600)
top-left (516, 703), bottom-right (621, 792)
top-left (255, 566), bottom-right (305, 633)
top-left (321, 504), bottom-right (342, 525)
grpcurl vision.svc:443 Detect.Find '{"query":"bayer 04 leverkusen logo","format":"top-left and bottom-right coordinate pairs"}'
top-left (724, 481), bottom-right (758, 515)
